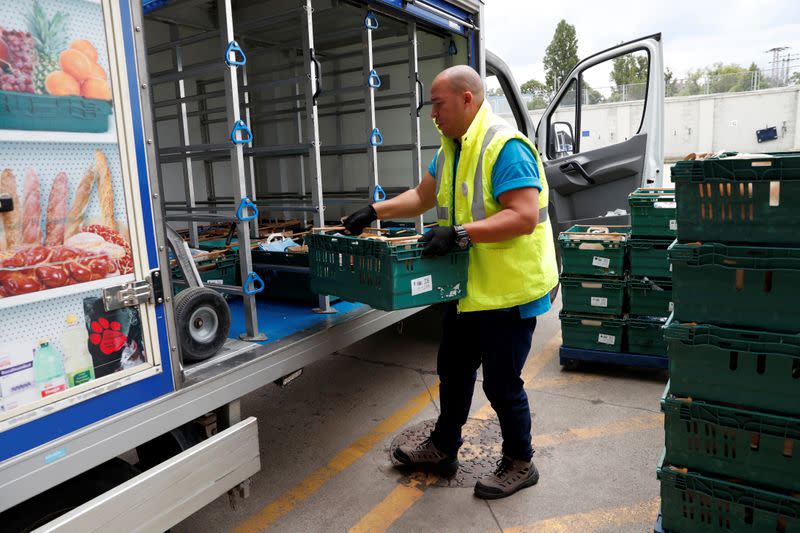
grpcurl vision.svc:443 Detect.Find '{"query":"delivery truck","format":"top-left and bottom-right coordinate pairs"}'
top-left (0, 0), bottom-right (663, 529)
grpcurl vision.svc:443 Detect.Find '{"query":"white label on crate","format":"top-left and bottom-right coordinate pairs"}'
top-left (669, 219), bottom-right (677, 231)
top-left (598, 333), bottom-right (616, 345)
top-left (669, 301), bottom-right (674, 312)
top-left (670, 263), bottom-right (673, 272)
top-left (591, 296), bottom-right (608, 308)
top-left (655, 201), bottom-right (677, 209)
top-left (592, 256), bottom-right (611, 268)
top-left (207, 279), bottom-right (223, 285)
top-left (411, 275), bottom-right (433, 296)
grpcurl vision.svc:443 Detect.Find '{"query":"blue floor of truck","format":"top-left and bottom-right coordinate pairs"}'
top-left (226, 298), bottom-right (366, 344)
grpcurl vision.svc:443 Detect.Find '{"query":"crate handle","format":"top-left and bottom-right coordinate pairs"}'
top-left (368, 69), bottom-right (382, 89)
top-left (581, 282), bottom-right (603, 289)
top-left (237, 197), bottom-right (259, 222)
top-left (578, 243), bottom-right (605, 250)
top-left (581, 319), bottom-right (602, 326)
top-left (364, 11), bottom-right (379, 29)
top-left (243, 271), bottom-right (265, 295)
top-left (230, 120), bottom-right (253, 145)
top-left (224, 40), bottom-right (247, 66)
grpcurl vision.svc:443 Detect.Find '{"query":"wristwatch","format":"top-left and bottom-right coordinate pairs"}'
top-left (453, 225), bottom-right (471, 250)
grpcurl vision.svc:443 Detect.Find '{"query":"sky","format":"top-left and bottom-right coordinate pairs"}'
top-left (483, 0), bottom-right (800, 89)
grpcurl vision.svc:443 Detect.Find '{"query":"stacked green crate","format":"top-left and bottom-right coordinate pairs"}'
top-left (627, 188), bottom-right (674, 357)
top-left (558, 225), bottom-right (629, 352)
top-left (659, 152), bottom-right (800, 533)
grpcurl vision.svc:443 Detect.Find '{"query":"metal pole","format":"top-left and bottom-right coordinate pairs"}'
top-left (242, 64), bottom-right (259, 238)
top-left (302, 0), bottom-right (333, 313)
top-left (294, 68), bottom-right (308, 227)
top-left (170, 25), bottom-right (199, 249)
top-left (408, 22), bottom-right (423, 234)
top-left (197, 81), bottom-right (217, 211)
top-left (363, 10), bottom-right (380, 230)
top-left (219, 0), bottom-right (265, 340)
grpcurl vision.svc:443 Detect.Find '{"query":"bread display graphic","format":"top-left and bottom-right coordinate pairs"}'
top-left (0, 149), bottom-right (133, 298)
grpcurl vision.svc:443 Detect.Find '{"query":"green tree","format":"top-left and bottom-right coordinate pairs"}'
top-left (543, 20), bottom-right (578, 92)
top-left (790, 71), bottom-right (800, 86)
top-left (706, 62), bottom-right (753, 93)
top-left (665, 67), bottom-right (678, 97)
top-left (608, 52), bottom-right (649, 101)
top-left (581, 81), bottom-right (605, 104)
top-left (520, 79), bottom-right (548, 95)
top-left (676, 69), bottom-right (704, 96)
top-left (520, 79), bottom-right (550, 110)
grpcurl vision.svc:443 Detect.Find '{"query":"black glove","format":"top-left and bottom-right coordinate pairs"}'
top-left (342, 205), bottom-right (378, 235)
top-left (419, 226), bottom-right (457, 257)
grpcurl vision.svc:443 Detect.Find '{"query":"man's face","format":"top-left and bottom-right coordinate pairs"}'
top-left (430, 77), bottom-right (470, 139)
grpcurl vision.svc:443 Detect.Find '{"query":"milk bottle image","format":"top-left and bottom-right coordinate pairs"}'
top-left (33, 341), bottom-right (67, 398)
top-left (60, 315), bottom-right (95, 388)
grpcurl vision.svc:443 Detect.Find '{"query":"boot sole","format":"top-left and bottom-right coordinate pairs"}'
top-left (392, 449), bottom-right (459, 478)
top-left (473, 471), bottom-right (539, 500)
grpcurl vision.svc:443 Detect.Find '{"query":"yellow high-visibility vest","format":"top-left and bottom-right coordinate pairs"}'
top-left (434, 101), bottom-right (559, 312)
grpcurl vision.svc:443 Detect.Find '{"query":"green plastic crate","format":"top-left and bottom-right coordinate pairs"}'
top-left (306, 233), bottom-right (468, 311)
top-left (557, 225), bottom-right (629, 277)
top-left (628, 188), bottom-right (677, 237)
top-left (662, 387), bottom-right (800, 492)
top-left (665, 320), bottom-right (800, 416)
top-left (658, 451), bottom-right (800, 533)
top-left (560, 275), bottom-right (626, 315)
top-left (172, 254), bottom-right (238, 293)
top-left (0, 91), bottom-right (112, 133)
top-left (669, 241), bottom-right (800, 332)
top-left (627, 317), bottom-right (667, 356)
top-left (628, 278), bottom-right (672, 317)
top-left (628, 237), bottom-right (673, 278)
top-left (560, 311), bottom-right (624, 352)
top-left (672, 152), bottom-right (800, 245)
top-left (251, 248), bottom-right (318, 304)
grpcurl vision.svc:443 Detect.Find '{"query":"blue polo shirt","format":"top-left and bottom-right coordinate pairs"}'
top-left (428, 139), bottom-right (552, 318)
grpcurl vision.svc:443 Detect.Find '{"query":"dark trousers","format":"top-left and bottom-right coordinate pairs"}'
top-left (430, 302), bottom-right (537, 461)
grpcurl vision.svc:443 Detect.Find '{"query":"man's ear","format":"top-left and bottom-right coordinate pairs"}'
top-left (463, 91), bottom-right (473, 105)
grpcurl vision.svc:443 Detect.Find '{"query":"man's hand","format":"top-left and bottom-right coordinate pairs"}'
top-left (342, 205), bottom-right (378, 235)
top-left (419, 226), bottom-right (456, 257)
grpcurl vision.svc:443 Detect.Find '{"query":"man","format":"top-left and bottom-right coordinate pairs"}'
top-left (342, 65), bottom-right (558, 499)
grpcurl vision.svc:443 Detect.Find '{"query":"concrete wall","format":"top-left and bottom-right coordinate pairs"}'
top-left (508, 87), bottom-right (800, 162)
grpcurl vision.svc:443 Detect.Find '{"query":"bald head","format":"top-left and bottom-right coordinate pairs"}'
top-left (430, 66), bottom-right (485, 139)
top-left (435, 65), bottom-right (485, 104)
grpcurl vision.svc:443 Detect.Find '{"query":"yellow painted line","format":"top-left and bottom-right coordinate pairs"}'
top-left (473, 333), bottom-right (562, 421)
top-left (529, 373), bottom-right (607, 390)
top-left (347, 332), bottom-right (576, 532)
top-left (502, 497), bottom-right (660, 533)
top-left (232, 383), bottom-right (440, 533)
top-left (535, 412), bottom-right (663, 449)
top-left (348, 472), bottom-right (438, 533)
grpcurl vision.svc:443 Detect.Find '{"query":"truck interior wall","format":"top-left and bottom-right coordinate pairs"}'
top-left (143, 1), bottom-right (469, 229)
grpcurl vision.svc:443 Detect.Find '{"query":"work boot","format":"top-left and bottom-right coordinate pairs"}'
top-left (392, 437), bottom-right (459, 477)
top-left (474, 455), bottom-right (539, 499)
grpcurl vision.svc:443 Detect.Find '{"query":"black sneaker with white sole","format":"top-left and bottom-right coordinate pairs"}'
top-left (392, 437), bottom-right (459, 477)
top-left (474, 455), bottom-right (539, 499)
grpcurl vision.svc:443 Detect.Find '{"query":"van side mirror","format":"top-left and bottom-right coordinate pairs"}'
top-left (549, 122), bottom-right (574, 157)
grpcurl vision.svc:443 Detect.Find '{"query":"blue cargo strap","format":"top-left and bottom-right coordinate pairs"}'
top-left (225, 40), bottom-right (247, 66)
top-left (243, 272), bottom-right (265, 295)
top-left (364, 11), bottom-right (379, 29)
top-left (369, 128), bottom-right (383, 146)
top-left (236, 197), bottom-right (259, 222)
top-left (368, 69), bottom-right (382, 89)
top-left (373, 184), bottom-right (386, 202)
top-left (230, 120), bottom-right (252, 145)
